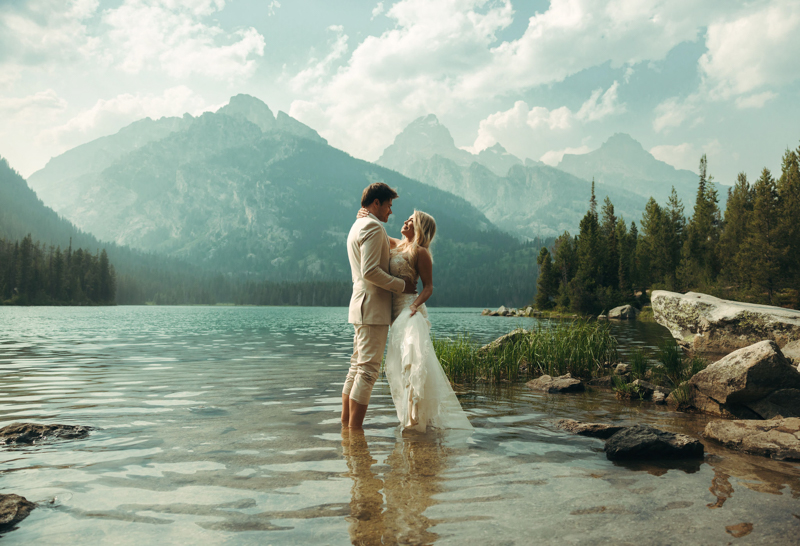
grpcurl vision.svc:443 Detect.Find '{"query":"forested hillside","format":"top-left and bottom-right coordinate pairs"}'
top-left (536, 147), bottom-right (800, 313)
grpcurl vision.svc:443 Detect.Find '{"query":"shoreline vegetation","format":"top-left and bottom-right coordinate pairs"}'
top-left (433, 319), bottom-right (708, 404)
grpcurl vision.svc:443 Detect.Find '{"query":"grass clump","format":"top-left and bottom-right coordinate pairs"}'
top-left (653, 339), bottom-right (708, 388)
top-left (433, 320), bottom-right (618, 384)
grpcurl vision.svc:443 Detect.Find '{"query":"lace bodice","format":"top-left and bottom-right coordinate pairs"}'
top-left (390, 249), bottom-right (424, 323)
top-left (389, 249), bottom-right (418, 284)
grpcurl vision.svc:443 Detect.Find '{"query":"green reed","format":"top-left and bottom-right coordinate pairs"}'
top-left (433, 320), bottom-right (618, 384)
top-left (653, 338), bottom-right (708, 388)
top-left (628, 348), bottom-right (649, 380)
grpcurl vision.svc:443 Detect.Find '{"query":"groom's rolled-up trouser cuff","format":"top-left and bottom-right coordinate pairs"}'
top-left (343, 324), bottom-right (389, 406)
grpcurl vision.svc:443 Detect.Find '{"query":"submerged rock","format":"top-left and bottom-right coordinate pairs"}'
top-left (0, 423), bottom-right (92, 445)
top-left (653, 391), bottom-right (667, 404)
top-left (608, 305), bottom-right (639, 320)
top-left (651, 290), bottom-right (800, 353)
top-left (526, 373), bottom-right (585, 393)
top-left (703, 418), bottom-right (800, 460)
top-left (679, 340), bottom-right (800, 417)
top-left (0, 494), bottom-right (35, 530)
top-left (587, 375), bottom-right (614, 389)
top-left (604, 424), bottom-right (704, 461)
top-left (556, 419), bottom-right (626, 439)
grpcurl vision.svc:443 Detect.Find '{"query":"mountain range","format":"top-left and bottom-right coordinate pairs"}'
top-left (377, 115), bottom-right (726, 238)
top-left (20, 95), bottom-right (541, 305)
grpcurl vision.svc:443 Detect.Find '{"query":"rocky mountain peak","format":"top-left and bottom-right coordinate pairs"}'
top-left (217, 94), bottom-right (276, 132)
top-left (599, 133), bottom-right (646, 154)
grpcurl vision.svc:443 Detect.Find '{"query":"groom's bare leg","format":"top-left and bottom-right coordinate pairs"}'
top-left (341, 394), bottom-right (351, 426)
top-left (348, 399), bottom-right (369, 429)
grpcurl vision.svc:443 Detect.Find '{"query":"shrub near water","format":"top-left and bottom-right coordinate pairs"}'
top-left (433, 320), bottom-right (618, 384)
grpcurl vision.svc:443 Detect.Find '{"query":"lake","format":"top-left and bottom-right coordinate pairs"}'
top-left (1, 306), bottom-right (799, 544)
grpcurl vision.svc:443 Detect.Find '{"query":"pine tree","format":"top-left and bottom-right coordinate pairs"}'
top-left (777, 147), bottom-right (800, 301)
top-left (678, 154), bottom-right (721, 289)
top-left (718, 173), bottom-right (753, 287)
top-left (601, 197), bottom-right (619, 290)
top-left (740, 168), bottom-right (781, 303)
top-left (535, 247), bottom-right (558, 309)
top-left (552, 232), bottom-right (577, 309)
top-left (637, 198), bottom-right (663, 292)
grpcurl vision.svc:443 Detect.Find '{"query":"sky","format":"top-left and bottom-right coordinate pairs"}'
top-left (1, 0), bottom-right (799, 186)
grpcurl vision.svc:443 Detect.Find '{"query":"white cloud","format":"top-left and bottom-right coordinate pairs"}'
top-left (700, 0), bottom-right (800, 100)
top-left (102, 0), bottom-right (265, 79)
top-left (290, 26), bottom-right (349, 92)
top-left (267, 1), bottom-right (281, 16)
top-left (652, 94), bottom-right (702, 133)
top-left (734, 91), bottom-right (777, 110)
top-left (0, 90), bottom-right (68, 120)
top-left (39, 86), bottom-right (211, 149)
top-left (649, 139), bottom-right (721, 172)
top-left (287, 0), bottom-right (741, 162)
top-left (541, 146), bottom-right (591, 167)
top-left (371, 2), bottom-right (385, 19)
top-left (468, 82), bottom-right (623, 155)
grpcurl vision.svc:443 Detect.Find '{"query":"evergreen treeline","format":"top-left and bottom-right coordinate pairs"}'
top-left (536, 146), bottom-right (800, 313)
top-left (1, 235), bottom-right (115, 305)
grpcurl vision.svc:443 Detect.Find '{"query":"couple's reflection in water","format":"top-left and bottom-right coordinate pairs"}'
top-left (341, 428), bottom-right (450, 545)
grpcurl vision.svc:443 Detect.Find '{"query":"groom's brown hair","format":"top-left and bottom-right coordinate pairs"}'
top-left (361, 182), bottom-right (399, 207)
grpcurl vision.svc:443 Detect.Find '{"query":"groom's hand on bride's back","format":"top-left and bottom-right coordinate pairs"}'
top-left (357, 208), bottom-right (369, 219)
top-left (402, 279), bottom-right (417, 294)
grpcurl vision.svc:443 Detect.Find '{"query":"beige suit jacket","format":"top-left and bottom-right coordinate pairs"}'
top-left (347, 214), bottom-right (406, 325)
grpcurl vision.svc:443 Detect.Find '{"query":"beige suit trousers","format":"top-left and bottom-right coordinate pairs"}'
top-left (342, 324), bottom-right (389, 405)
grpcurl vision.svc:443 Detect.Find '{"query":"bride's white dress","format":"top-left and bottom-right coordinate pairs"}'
top-left (384, 249), bottom-right (473, 433)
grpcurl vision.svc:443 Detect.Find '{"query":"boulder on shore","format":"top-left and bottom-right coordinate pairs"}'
top-left (651, 290), bottom-right (800, 353)
top-left (604, 424), bottom-right (704, 460)
top-left (526, 373), bottom-right (585, 393)
top-left (481, 309), bottom-right (491, 316)
top-left (496, 305), bottom-right (509, 316)
top-left (608, 305), bottom-right (639, 320)
top-left (479, 328), bottom-right (528, 354)
top-left (675, 340), bottom-right (800, 418)
top-left (0, 422), bottom-right (92, 445)
top-left (703, 418), bottom-right (800, 461)
top-left (556, 419), bottom-right (625, 439)
top-left (0, 494), bottom-right (35, 530)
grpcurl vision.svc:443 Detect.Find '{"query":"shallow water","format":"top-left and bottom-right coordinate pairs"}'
top-left (1, 306), bottom-right (799, 545)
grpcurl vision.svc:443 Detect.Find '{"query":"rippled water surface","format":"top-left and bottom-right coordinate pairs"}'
top-left (1, 306), bottom-right (799, 545)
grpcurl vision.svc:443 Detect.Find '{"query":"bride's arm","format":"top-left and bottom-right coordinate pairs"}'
top-left (357, 208), bottom-right (400, 248)
top-left (409, 248), bottom-right (433, 316)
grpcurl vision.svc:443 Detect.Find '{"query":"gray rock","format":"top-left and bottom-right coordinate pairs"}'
top-left (651, 290), bottom-right (800, 353)
top-left (496, 305), bottom-right (509, 316)
top-left (480, 308), bottom-right (491, 316)
top-left (746, 389), bottom-right (800, 419)
top-left (479, 328), bottom-right (527, 354)
top-left (604, 424), bottom-right (704, 461)
top-left (615, 363), bottom-right (631, 375)
top-left (653, 392), bottom-right (667, 404)
top-left (526, 373), bottom-right (585, 393)
top-left (688, 340), bottom-right (800, 407)
top-left (608, 305), bottom-right (639, 320)
top-left (588, 375), bottom-right (614, 389)
top-left (556, 419), bottom-right (626, 439)
top-left (0, 494), bottom-right (35, 530)
top-left (782, 339), bottom-right (800, 366)
top-left (703, 418), bottom-right (800, 460)
top-left (597, 314), bottom-right (607, 320)
top-left (0, 422), bottom-right (92, 445)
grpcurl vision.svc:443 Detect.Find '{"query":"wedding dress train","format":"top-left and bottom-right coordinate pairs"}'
top-left (384, 250), bottom-right (472, 433)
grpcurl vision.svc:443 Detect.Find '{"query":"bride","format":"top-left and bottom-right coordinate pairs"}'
top-left (358, 208), bottom-right (472, 433)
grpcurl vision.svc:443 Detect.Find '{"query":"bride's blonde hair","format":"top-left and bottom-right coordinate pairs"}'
top-left (396, 210), bottom-right (436, 261)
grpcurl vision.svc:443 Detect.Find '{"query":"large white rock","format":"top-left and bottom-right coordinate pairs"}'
top-left (651, 290), bottom-right (800, 353)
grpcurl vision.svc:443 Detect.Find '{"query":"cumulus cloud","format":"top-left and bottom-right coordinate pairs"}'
top-left (39, 86), bottom-right (211, 148)
top-left (371, 2), bottom-right (385, 19)
top-left (649, 139), bottom-right (722, 172)
top-left (102, 0), bottom-right (265, 79)
top-left (700, 0), bottom-right (800, 100)
top-left (467, 82), bottom-right (624, 156)
top-left (290, 26), bottom-right (349, 92)
top-left (0, 90), bottom-right (68, 120)
top-left (288, 0), bottom-right (745, 161)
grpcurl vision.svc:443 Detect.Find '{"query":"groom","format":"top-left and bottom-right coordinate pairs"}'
top-left (341, 182), bottom-right (415, 429)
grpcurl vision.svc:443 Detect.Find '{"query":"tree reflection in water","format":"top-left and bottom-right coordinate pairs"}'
top-left (342, 428), bottom-right (449, 545)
